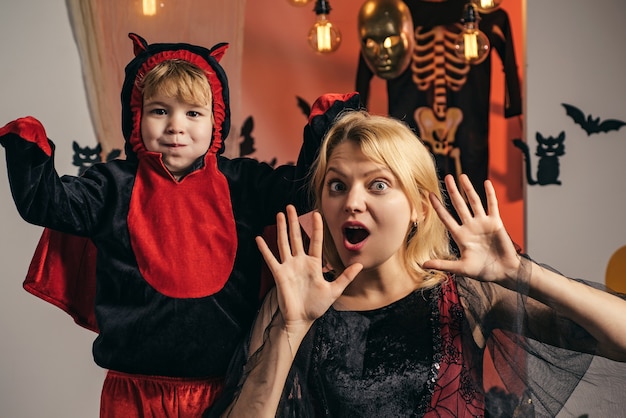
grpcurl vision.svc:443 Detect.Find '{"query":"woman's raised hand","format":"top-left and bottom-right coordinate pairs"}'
top-left (255, 205), bottom-right (362, 334)
top-left (423, 174), bottom-right (521, 285)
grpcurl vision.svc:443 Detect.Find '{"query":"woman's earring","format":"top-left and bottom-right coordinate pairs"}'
top-left (407, 221), bottom-right (418, 241)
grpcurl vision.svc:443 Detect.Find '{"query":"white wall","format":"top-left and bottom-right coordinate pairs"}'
top-left (525, 0), bottom-right (626, 282)
top-left (1, 0), bottom-right (625, 417)
top-left (0, 1), bottom-right (103, 417)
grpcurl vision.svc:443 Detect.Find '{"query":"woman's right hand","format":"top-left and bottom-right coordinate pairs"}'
top-left (256, 205), bottom-right (362, 336)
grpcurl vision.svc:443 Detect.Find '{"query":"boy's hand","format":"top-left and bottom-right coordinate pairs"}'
top-left (0, 116), bottom-right (52, 156)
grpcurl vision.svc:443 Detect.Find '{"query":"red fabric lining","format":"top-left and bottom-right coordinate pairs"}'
top-left (23, 228), bottom-right (98, 332)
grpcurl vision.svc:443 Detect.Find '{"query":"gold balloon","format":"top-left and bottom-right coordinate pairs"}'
top-left (358, 0), bottom-right (415, 80)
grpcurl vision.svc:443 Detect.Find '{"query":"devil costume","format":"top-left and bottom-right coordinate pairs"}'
top-left (0, 33), bottom-right (361, 415)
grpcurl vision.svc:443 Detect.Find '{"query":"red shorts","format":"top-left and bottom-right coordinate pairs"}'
top-left (100, 370), bottom-right (224, 418)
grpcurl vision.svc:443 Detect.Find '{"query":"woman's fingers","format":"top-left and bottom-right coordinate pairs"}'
top-left (308, 211), bottom-right (324, 260)
top-left (331, 263), bottom-right (363, 296)
top-left (285, 205), bottom-right (305, 256)
top-left (484, 179), bottom-right (500, 220)
top-left (429, 191), bottom-right (457, 230)
top-left (445, 174), bottom-right (471, 224)
top-left (274, 211), bottom-right (291, 262)
top-left (261, 205), bottom-right (321, 267)
top-left (458, 174), bottom-right (486, 217)
top-left (256, 236), bottom-right (280, 272)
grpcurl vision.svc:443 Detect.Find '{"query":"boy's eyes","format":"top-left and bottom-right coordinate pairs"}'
top-left (147, 109), bottom-right (203, 117)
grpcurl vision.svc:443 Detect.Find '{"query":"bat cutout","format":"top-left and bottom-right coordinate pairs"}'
top-left (239, 116), bottom-right (256, 157)
top-left (561, 103), bottom-right (626, 136)
top-left (296, 96), bottom-right (311, 118)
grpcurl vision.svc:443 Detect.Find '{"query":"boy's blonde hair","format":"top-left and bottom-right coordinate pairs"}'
top-left (311, 110), bottom-right (453, 288)
top-left (139, 59), bottom-right (213, 107)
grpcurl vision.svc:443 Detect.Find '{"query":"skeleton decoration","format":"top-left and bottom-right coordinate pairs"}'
top-left (355, 0), bottom-right (522, 205)
top-left (412, 23), bottom-right (469, 178)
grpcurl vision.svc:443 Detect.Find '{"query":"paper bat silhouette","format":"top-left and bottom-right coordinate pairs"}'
top-left (296, 96), bottom-right (311, 118)
top-left (239, 116), bottom-right (256, 157)
top-left (561, 103), bottom-right (626, 136)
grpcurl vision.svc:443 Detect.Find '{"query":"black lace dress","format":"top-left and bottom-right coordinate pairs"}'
top-left (303, 288), bottom-right (439, 417)
top-left (207, 272), bottom-right (626, 418)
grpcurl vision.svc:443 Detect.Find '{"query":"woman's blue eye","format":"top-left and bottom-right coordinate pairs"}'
top-left (328, 181), bottom-right (345, 192)
top-left (371, 181), bottom-right (388, 191)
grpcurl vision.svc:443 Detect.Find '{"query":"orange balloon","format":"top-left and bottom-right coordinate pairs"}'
top-left (606, 245), bottom-right (626, 293)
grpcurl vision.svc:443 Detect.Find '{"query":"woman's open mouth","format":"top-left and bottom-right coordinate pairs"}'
top-left (344, 226), bottom-right (369, 245)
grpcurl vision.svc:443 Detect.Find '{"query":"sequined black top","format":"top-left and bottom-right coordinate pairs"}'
top-left (312, 289), bottom-right (436, 417)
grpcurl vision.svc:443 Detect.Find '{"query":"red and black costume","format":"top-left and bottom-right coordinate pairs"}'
top-left (0, 33), bottom-right (361, 415)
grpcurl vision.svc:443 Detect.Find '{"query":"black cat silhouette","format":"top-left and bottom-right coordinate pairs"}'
top-left (72, 142), bottom-right (122, 175)
top-left (513, 131), bottom-right (565, 186)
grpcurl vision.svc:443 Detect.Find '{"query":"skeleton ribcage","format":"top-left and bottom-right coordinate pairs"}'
top-left (411, 24), bottom-right (469, 117)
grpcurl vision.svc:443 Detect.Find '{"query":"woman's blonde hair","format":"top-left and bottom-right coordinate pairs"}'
top-left (311, 110), bottom-right (452, 288)
top-left (139, 59), bottom-right (212, 107)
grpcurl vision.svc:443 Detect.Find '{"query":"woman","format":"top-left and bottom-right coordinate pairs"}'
top-left (209, 109), bottom-right (626, 417)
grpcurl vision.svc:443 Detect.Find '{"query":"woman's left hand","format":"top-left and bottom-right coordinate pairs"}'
top-left (422, 174), bottom-right (520, 285)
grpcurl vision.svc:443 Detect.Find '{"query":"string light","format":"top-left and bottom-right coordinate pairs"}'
top-left (471, 0), bottom-right (503, 13)
top-left (142, 0), bottom-right (157, 16)
top-left (307, 0), bottom-right (341, 53)
top-left (287, 0), bottom-right (314, 6)
top-left (454, 3), bottom-right (490, 64)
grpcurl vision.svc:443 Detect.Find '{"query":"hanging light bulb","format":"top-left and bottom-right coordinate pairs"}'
top-left (141, 0), bottom-right (165, 16)
top-left (307, 0), bottom-right (342, 53)
top-left (287, 0), bottom-right (313, 6)
top-left (471, 0), bottom-right (503, 14)
top-left (454, 3), bottom-right (490, 64)
top-left (143, 0), bottom-right (157, 16)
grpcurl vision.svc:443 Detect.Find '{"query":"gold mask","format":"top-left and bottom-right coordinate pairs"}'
top-left (358, 0), bottom-right (415, 80)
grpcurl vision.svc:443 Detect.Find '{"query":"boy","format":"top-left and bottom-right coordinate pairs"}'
top-left (0, 33), bottom-right (359, 417)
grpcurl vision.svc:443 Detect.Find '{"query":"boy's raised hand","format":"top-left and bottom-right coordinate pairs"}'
top-left (255, 205), bottom-right (362, 335)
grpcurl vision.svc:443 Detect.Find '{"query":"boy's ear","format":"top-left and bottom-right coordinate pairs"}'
top-left (128, 33), bottom-right (148, 56)
top-left (210, 43), bottom-right (229, 62)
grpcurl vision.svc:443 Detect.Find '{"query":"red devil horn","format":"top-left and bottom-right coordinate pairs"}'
top-left (128, 33), bottom-right (148, 56)
top-left (210, 43), bottom-right (229, 62)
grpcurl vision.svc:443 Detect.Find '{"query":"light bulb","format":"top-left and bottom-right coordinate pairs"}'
top-left (454, 3), bottom-right (490, 64)
top-left (308, 14), bottom-right (342, 53)
top-left (471, 0), bottom-right (503, 13)
top-left (287, 0), bottom-right (313, 6)
top-left (142, 0), bottom-right (165, 16)
top-left (143, 0), bottom-right (157, 16)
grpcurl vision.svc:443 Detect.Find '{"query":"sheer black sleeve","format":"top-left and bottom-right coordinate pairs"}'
top-left (457, 257), bottom-right (626, 417)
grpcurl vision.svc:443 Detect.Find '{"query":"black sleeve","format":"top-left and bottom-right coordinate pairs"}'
top-left (2, 134), bottom-right (110, 236)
